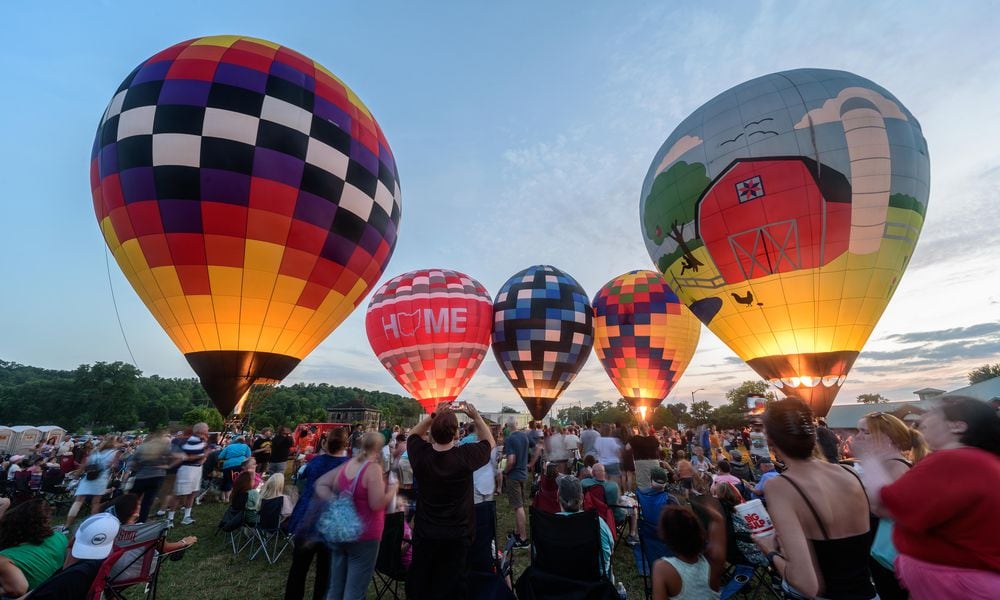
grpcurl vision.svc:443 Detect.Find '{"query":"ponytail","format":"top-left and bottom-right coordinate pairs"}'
top-left (908, 428), bottom-right (929, 464)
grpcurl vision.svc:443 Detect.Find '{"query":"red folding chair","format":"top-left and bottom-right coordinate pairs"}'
top-left (87, 520), bottom-right (181, 599)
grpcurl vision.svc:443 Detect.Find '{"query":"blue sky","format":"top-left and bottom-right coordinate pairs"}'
top-left (2, 1), bottom-right (999, 412)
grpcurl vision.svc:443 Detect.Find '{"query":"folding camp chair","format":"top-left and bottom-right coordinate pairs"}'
top-left (631, 489), bottom-right (677, 600)
top-left (40, 468), bottom-right (72, 513)
top-left (514, 507), bottom-right (618, 600)
top-left (246, 496), bottom-right (291, 563)
top-left (371, 511), bottom-right (409, 600)
top-left (717, 503), bottom-right (781, 600)
top-left (90, 520), bottom-right (179, 600)
top-left (216, 506), bottom-right (253, 554)
top-left (468, 501), bottom-right (516, 599)
top-left (582, 481), bottom-right (633, 546)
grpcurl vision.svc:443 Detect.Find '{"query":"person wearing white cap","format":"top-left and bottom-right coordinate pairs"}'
top-left (26, 513), bottom-right (121, 600)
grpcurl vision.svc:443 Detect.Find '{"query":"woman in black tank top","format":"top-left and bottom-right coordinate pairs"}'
top-left (754, 399), bottom-right (877, 599)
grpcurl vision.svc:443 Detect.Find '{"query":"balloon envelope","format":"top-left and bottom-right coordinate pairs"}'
top-left (91, 36), bottom-right (401, 415)
top-left (640, 69), bottom-right (928, 416)
top-left (592, 270), bottom-right (700, 412)
top-left (366, 269), bottom-right (492, 414)
top-left (491, 265), bottom-right (594, 420)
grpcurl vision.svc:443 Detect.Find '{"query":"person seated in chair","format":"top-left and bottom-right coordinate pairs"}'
top-left (636, 467), bottom-right (676, 528)
top-left (582, 464), bottom-right (638, 545)
top-left (26, 513), bottom-right (121, 600)
top-left (652, 504), bottom-right (727, 599)
top-left (532, 463), bottom-right (562, 514)
top-left (556, 476), bottom-right (613, 577)
top-left (0, 499), bottom-right (68, 597)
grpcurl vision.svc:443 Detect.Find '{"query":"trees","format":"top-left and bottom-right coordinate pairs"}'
top-left (968, 363), bottom-right (1000, 385)
top-left (724, 380), bottom-right (777, 408)
top-left (688, 400), bottom-right (714, 425)
top-left (0, 359), bottom-right (422, 432)
top-left (181, 407), bottom-right (224, 432)
top-left (857, 393), bottom-right (890, 404)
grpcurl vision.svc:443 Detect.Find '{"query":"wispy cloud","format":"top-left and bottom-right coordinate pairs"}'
top-left (884, 322), bottom-right (1000, 344)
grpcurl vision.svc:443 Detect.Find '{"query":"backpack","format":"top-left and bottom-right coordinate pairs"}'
top-left (318, 461), bottom-right (370, 545)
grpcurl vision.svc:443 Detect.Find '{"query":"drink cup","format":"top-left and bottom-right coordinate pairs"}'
top-left (735, 499), bottom-right (774, 538)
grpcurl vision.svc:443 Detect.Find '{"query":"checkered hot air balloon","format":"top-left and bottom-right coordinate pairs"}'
top-left (640, 68), bottom-right (929, 417)
top-left (491, 266), bottom-right (594, 420)
top-left (365, 269), bottom-right (493, 414)
top-left (592, 271), bottom-right (700, 420)
top-left (90, 36), bottom-right (401, 416)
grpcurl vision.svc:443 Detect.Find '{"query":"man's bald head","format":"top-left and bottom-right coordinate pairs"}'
top-left (592, 463), bottom-right (606, 481)
top-left (193, 422), bottom-right (209, 435)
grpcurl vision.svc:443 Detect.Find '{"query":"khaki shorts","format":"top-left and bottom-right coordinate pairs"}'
top-left (505, 479), bottom-right (527, 509)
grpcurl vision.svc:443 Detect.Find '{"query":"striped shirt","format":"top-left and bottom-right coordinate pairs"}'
top-left (181, 436), bottom-right (206, 466)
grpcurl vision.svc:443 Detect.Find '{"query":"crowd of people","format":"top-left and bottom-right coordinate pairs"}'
top-left (0, 394), bottom-right (998, 599)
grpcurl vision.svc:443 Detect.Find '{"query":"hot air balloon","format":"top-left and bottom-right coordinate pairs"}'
top-left (365, 269), bottom-right (493, 414)
top-left (640, 69), bottom-right (929, 416)
top-left (592, 270), bottom-right (701, 420)
top-left (491, 266), bottom-right (594, 420)
top-left (90, 36), bottom-right (401, 416)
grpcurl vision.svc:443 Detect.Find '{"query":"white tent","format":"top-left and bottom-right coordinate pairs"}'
top-left (0, 427), bottom-right (14, 454)
top-left (8, 426), bottom-right (43, 454)
top-left (36, 425), bottom-right (67, 444)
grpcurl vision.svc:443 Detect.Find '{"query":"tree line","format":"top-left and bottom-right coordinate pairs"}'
top-left (0, 359), bottom-right (423, 433)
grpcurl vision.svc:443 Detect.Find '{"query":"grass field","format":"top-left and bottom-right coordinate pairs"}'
top-left (111, 494), bottom-right (648, 599)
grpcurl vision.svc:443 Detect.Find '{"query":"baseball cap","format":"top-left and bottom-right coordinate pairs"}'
top-left (557, 475), bottom-right (583, 507)
top-left (650, 467), bottom-right (669, 484)
top-left (72, 513), bottom-right (121, 560)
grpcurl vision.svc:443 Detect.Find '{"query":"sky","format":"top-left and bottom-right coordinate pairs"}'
top-left (1, 1), bottom-right (998, 413)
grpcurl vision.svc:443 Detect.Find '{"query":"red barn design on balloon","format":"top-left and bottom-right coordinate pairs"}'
top-left (698, 157), bottom-right (852, 286)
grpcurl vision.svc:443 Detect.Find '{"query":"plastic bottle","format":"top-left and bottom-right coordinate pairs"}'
top-left (616, 581), bottom-right (627, 599)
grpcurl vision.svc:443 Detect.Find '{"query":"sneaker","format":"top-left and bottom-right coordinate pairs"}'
top-left (626, 535), bottom-right (640, 547)
top-left (155, 510), bottom-right (166, 517)
top-left (181, 517), bottom-right (196, 526)
top-left (513, 537), bottom-right (530, 549)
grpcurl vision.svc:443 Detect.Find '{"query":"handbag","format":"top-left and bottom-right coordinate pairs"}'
top-left (318, 461), bottom-right (371, 545)
top-left (83, 454), bottom-right (104, 480)
top-left (871, 517), bottom-right (898, 571)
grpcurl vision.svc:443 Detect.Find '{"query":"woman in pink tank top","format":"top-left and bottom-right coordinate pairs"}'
top-left (315, 432), bottom-right (398, 600)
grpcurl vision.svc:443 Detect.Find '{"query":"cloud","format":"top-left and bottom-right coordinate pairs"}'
top-left (654, 135), bottom-right (702, 176)
top-left (884, 322), bottom-right (1000, 344)
top-left (793, 87), bottom-right (908, 129)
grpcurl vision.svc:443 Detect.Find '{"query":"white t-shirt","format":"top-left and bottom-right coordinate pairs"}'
top-left (6, 464), bottom-right (21, 481)
top-left (691, 454), bottom-right (711, 473)
top-left (474, 446), bottom-right (499, 496)
top-left (547, 434), bottom-right (569, 461)
top-left (563, 434), bottom-right (581, 458)
top-left (595, 436), bottom-right (621, 466)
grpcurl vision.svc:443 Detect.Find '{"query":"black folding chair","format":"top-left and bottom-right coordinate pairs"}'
top-left (469, 501), bottom-right (516, 599)
top-left (246, 497), bottom-right (291, 563)
top-left (514, 507), bottom-right (618, 600)
top-left (371, 511), bottom-right (409, 599)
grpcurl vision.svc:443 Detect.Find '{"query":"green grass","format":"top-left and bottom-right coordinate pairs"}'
top-left (82, 495), bottom-right (648, 599)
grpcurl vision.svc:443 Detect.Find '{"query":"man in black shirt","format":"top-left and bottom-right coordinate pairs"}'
top-left (267, 426), bottom-right (293, 475)
top-left (251, 428), bottom-right (272, 474)
top-left (406, 402), bottom-right (494, 600)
